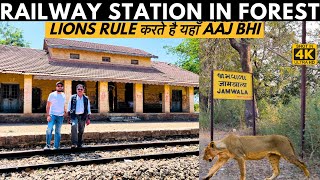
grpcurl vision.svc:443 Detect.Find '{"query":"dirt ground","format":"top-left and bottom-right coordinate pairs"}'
top-left (199, 129), bottom-right (320, 180)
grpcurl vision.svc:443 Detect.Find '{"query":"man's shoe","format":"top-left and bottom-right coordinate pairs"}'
top-left (44, 145), bottom-right (51, 150)
top-left (71, 145), bottom-right (77, 149)
top-left (53, 147), bottom-right (60, 150)
top-left (77, 144), bottom-right (83, 148)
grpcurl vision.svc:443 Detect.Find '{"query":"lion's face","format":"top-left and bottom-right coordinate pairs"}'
top-left (203, 142), bottom-right (219, 162)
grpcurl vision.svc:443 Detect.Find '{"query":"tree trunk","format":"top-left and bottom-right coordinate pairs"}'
top-left (229, 38), bottom-right (259, 128)
top-left (199, 39), bottom-right (211, 116)
top-left (199, 93), bottom-right (208, 113)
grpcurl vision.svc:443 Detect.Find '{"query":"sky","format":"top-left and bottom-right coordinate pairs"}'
top-left (7, 22), bottom-right (184, 64)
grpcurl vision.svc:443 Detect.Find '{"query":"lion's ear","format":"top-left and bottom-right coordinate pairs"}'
top-left (210, 142), bottom-right (216, 148)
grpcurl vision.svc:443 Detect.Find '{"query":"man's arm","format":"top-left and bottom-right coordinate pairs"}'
top-left (67, 96), bottom-right (72, 113)
top-left (87, 98), bottom-right (91, 115)
top-left (86, 97), bottom-right (91, 125)
top-left (46, 101), bottom-right (52, 122)
top-left (66, 96), bottom-right (72, 124)
top-left (46, 101), bottom-right (52, 116)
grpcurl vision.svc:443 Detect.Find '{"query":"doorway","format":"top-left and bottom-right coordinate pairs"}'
top-left (72, 81), bottom-right (86, 94)
top-left (124, 83), bottom-right (133, 112)
top-left (171, 90), bottom-right (182, 112)
top-left (32, 87), bottom-right (42, 113)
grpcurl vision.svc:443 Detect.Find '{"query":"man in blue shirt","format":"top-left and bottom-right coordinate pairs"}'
top-left (67, 84), bottom-right (91, 148)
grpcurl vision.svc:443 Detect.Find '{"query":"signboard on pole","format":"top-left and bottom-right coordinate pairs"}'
top-left (210, 70), bottom-right (255, 141)
top-left (213, 70), bottom-right (253, 100)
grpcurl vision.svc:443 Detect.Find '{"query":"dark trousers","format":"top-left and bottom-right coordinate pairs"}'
top-left (71, 114), bottom-right (86, 146)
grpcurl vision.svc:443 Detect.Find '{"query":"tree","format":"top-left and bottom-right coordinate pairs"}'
top-left (0, 23), bottom-right (30, 47)
top-left (199, 39), bottom-right (240, 126)
top-left (229, 38), bottom-right (258, 127)
top-left (164, 39), bottom-right (199, 74)
top-left (252, 22), bottom-right (320, 104)
top-left (199, 22), bottom-right (320, 129)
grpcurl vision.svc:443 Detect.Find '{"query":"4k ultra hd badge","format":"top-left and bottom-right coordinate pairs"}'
top-left (292, 44), bottom-right (318, 65)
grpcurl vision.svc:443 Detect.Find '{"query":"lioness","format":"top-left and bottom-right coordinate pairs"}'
top-left (203, 134), bottom-right (310, 180)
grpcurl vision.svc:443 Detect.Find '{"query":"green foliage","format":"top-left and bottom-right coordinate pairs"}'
top-left (199, 109), bottom-right (210, 130)
top-left (194, 103), bottom-right (199, 112)
top-left (164, 39), bottom-right (199, 74)
top-left (198, 39), bottom-right (241, 113)
top-left (0, 23), bottom-right (30, 47)
top-left (251, 22), bottom-right (320, 105)
top-left (214, 100), bottom-right (245, 128)
top-left (200, 100), bottom-right (245, 130)
top-left (258, 91), bottom-right (320, 158)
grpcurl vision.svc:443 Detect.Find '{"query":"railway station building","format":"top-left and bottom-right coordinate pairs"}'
top-left (0, 38), bottom-right (198, 121)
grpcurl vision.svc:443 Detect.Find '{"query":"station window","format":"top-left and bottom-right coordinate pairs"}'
top-left (131, 60), bottom-right (139, 65)
top-left (70, 53), bottom-right (80, 59)
top-left (102, 57), bottom-right (111, 62)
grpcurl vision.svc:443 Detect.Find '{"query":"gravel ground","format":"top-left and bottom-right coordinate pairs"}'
top-left (1, 156), bottom-right (199, 180)
top-left (200, 129), bottom-right (320, 180)
top-left (0, 145), bottom-right (198, 169)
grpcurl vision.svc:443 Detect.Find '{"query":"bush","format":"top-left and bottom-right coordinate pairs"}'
top-left (199, 110), bottom-right (210, 130)
top-left (258, 92), bottom-right (320, 158)
top-left (200, 100), bottom-right (245, 130)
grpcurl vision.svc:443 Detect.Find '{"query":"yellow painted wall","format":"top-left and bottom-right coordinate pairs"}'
top-left (0, 74), bottom-right (24, 86)
top-left (23, 75), bottom-right (33, 113)
top-left (0, 74), bottom-right (193, 113)
top-left (144, 85), bottom-right (163, 104)
top-left (33, 80), bottom-right (57, 101)
top-left (85, 81), bottom-right (97, 110)
top-left (49, 48), bottom-right (151, 66)
top-left (133, 83), bottom-right (143, 113)
top-left (116, 83), bottom-right (125, 102)
top-left (32, 79), bottom-right (60, 112)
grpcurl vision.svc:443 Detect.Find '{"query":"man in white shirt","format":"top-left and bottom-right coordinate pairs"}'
top-left (45, 81), bottom-right (66, 150)
top-left (67, 84), bottom-right (91, 148)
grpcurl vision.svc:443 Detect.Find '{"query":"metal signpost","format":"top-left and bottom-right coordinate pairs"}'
top-left (292, 22), bottom-right (318, 159)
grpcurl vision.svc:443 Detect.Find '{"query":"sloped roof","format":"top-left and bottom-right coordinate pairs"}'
top-left (44, 38), bottom-right (158, 58)
top-left (0, 45), bottom-right (198, 87)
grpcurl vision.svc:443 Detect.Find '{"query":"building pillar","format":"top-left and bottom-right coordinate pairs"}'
top-left (133, 83), bottom-right (143, 113)
top-left (23, 75), bottom-right (32, 114)
top-left (99, 81), bottom-right (109, 113)
top-left (64, 80), bottom-right (72, 111)
top-left (188, 87), bottom-right (194, 113)
top-left (162, 85), bottom-right (170, 113)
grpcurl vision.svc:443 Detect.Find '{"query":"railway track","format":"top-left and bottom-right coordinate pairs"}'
top-left (0, 139), bottom-right (199, 159)
top-left (0, 139), bottom-right (199, 173)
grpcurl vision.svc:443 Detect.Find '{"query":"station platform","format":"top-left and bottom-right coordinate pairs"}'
top-left (0, 122), bottom-right (199, 148)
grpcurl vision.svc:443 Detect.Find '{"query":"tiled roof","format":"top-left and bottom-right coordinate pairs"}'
top-left (0, 45), bottom-right (198, 87)
top-left (45, 38), bottom-right (158, 58)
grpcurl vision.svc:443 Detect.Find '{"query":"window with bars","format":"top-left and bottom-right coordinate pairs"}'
top-left (2, 84), bottom-right (19, 99)
top-left (70, 53), bottom-right (80, 59)
top-left (102, 57), bottom-right (111, 62)
top-left (131, 60), bottom-right (139, 65)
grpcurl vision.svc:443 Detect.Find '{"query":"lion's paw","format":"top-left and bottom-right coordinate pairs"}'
top-left (202, 176), bottom-right (211, 180)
